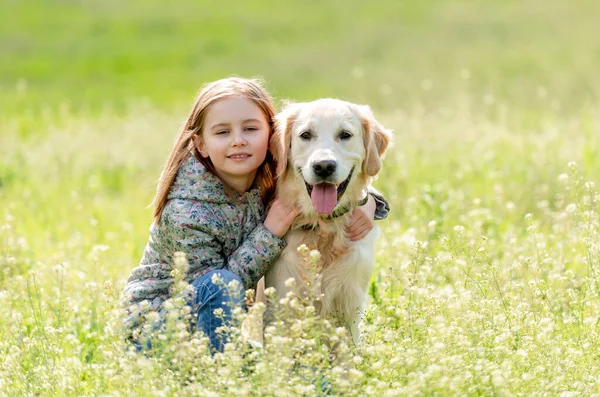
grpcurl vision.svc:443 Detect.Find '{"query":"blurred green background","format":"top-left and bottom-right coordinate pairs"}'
top-left (3, 0), bottom-right (599, 125)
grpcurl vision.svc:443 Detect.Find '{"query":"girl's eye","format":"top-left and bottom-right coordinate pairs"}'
top-left (245, 127), bottom-right (258, 132)
top-left (216, 130), bottom-right (229, 135)
top-left (339, 130), bottom-right (353, 140)
top-left (299, 131), bottom-right (312, 140)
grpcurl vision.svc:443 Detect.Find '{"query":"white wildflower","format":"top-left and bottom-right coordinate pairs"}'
top-left (213, 308), bottom-right (224, 317)
top-left (264, 287), bottom-right (276, 297)
top-left (228, 278), bottom-right (240, 290)
top-left (453, 225), bottom-right (465, 233)
top-left (211, 272), bottom-right (224, 285)
top-left (284, 278), bottom-right (296, 288)
top-left (557, 173), bottom-right (569, 183)
top-left (92, 244), bottom-right (109, 253)
top-left (309, 249), bottom-right (321, 262)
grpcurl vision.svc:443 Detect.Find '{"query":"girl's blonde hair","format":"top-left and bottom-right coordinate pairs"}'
top-left (152, 77), bottom-right (277, 222)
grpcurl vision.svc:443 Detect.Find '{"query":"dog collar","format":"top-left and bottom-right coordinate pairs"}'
top-left (326, 193), bottom-right (369, 219)
top-left (299, 193), bottom-right (370, 230)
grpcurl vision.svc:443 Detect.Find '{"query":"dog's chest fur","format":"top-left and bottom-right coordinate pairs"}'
top-left (291, 218), bottom-right (351, 269)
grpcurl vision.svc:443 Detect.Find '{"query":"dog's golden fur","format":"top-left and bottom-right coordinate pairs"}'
top-left (258, 98), bottom-right (391, 344)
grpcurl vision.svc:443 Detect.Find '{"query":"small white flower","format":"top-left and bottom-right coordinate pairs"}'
top-left (491, 370), bottom-right (504, 386)
top-left (211, 272), bottom-right (223, 285)
top-left (218, 367), bottom-right (231, 377)
top-left (309, 250), bottom-right (321, 262)
top-left (566, 204), bottom-right (577, 213)
top-left (284, 278), bottom-right (296, 288)
top-left (252, 302), bottom-right (266, 314)
top-left (264, 326), bottom-right (276, 335)
top-left (92, 244), bottom-right (109, 253)
top-left (228, 279), bottom-right (240, 290)
top-left (297, 244), bottom-right (309, 254)
top-left (428, 220), bottom-right (437, 230)
top-left (213, 308), bottom-right (224, 317)
top-left (557, 173), bottom-right (569, 183)
top-left (335, 327), bottom-right (347, 336)
top-left (348, 368), bottom-right (364, 379)
top-left (264, 287), bottom-right (276, 297)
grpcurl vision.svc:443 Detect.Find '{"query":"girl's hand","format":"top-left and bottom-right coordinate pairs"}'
top-left (347, 194), bottom-right (376, 241)
top-left (264, 198), bottom-right (300, 238)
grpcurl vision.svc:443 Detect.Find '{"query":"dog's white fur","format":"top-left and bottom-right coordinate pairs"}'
top-left (261, 98), bottom-right (391, 344)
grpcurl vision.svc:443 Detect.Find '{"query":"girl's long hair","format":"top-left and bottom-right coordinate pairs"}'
top-left (152, 77), bottom-right (277, 223)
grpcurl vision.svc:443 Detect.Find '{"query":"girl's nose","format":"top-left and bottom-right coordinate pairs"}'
top-left (231, 129), bottom-right (247, 147)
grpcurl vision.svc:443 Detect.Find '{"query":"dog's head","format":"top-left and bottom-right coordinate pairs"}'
top-left (270, 98), bottom-right (391, 215)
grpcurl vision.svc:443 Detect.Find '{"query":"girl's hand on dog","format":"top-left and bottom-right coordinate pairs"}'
top-left (347, 194), bottom-right (376, 241)
top-left (264, 197), bottom-right (300, 238)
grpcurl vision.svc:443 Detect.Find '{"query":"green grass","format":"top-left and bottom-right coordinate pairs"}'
top-left (1, 0), bottom-right (600, 395)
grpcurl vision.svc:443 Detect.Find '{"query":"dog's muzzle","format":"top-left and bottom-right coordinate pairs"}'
top-left (304, 166), bottom-right (355, 214)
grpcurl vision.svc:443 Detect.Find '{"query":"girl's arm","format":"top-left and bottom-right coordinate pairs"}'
top-left (166, 210), bottom-right (287, 291)
top-left (347, 186), bottom-right (390, 241)
top-left (125, 198), bottom-right (298, 304)
top-left (165, 197), bottom-right (297, 291)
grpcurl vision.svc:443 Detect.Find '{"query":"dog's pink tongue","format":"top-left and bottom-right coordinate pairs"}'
top-left (311, 184), bottom-right (337, 214)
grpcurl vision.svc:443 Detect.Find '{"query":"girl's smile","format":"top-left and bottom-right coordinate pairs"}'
top-left (227, 152), bottom-right (252, 161)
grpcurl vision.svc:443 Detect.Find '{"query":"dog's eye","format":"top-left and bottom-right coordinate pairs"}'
top-left (339, 130), bottom-right (353, 140)
top-left (299, 131), bottom-right (312, 141)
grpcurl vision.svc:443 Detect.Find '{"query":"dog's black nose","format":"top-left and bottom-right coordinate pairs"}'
top-left (312, 160), bottom-right (337, 178)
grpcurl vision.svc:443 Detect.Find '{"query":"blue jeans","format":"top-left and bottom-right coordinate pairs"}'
top-left (191, 269), bottom-right (246, 352)
top-left (132, 269), bottom-right (246, 354)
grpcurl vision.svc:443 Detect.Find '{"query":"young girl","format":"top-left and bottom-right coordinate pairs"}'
top-left (122, 77), bottom-right (389, 352)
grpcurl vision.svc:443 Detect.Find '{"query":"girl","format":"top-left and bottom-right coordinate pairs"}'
top-left (122, 77), bottom-right (389, 352)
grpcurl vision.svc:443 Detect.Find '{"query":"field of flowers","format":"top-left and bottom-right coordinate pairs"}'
top-left (1, 1), bottom-right (600, 395)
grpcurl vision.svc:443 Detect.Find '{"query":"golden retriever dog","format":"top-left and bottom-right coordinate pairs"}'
top-left (260, 98), bottom-right (391, 344)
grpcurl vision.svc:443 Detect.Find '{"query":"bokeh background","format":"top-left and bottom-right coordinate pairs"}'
top-left (2, 1), bottom-right (600, 395)
top-left (4, 1), bottom-right (600, 118)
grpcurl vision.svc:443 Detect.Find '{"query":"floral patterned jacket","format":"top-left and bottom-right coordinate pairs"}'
top-left (122, 154), bottom-right (389, 330)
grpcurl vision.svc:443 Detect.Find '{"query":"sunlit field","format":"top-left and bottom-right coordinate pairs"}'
top-left (1, 1), bottom-right (600, 395)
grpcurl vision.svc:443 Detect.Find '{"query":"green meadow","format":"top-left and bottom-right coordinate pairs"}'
top-left (1, 0), bottom-right (600, 395)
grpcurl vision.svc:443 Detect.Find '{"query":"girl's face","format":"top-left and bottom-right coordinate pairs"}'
top-left (196, 96), bottom-right (271, 192)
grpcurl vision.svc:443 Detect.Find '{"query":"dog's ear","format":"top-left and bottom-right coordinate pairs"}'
top-left (271, 102), bottom-right (300, 178)
top-left (355, 105), bottom-right (392, 177)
